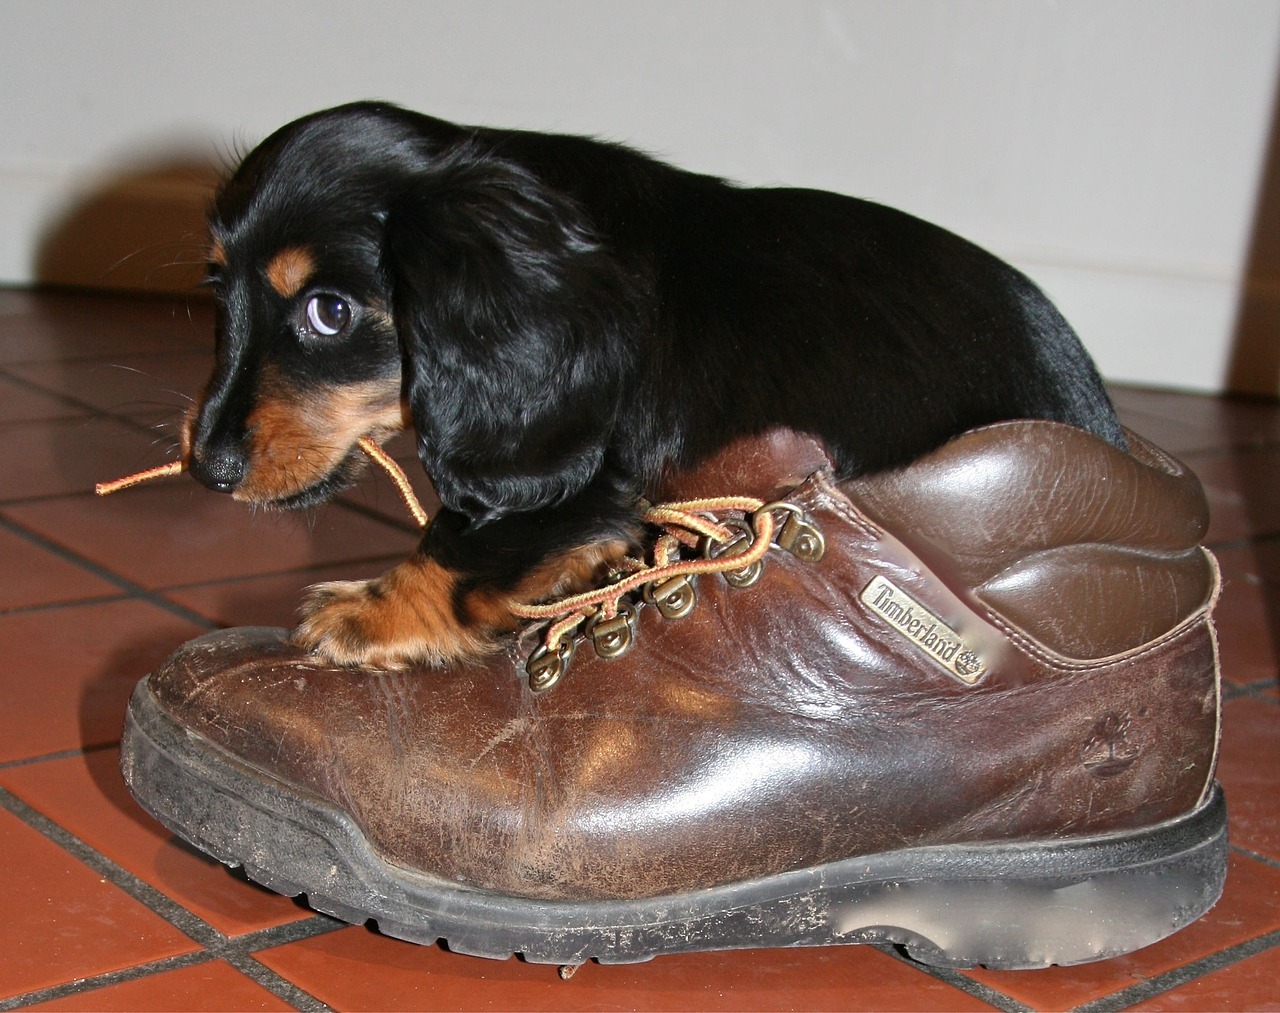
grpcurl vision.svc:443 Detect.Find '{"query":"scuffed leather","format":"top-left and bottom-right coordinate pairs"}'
top-left (148, 421), bottom-right (1220, 902)
top-left (846, 423), bottom-right (1214, 658)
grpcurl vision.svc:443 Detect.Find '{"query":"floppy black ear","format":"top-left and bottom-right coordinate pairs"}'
top-left (383, 144), bottom-right (641, 526)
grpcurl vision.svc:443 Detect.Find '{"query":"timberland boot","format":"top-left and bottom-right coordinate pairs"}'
top-left (120, 420), bottom-right (1226, 968)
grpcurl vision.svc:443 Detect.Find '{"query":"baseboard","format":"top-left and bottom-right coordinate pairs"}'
top-left (1016, 260), bottom-right (1256, 395)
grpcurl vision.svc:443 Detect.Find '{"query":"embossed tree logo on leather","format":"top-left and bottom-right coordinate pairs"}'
top-left (1081, 712), bottom-right (1143, 778)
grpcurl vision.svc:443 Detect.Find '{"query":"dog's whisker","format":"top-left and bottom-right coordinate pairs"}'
top-left (144, 437), bottom-right (184, 461)
top-left (102, 239), bottom-right (203, 279)
top-left (104, 364), bottom-right (160, 377)
top-left (126, 396), bottom-right (196, 414)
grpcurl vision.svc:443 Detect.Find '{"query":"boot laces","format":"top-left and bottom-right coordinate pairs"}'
top-left (516, 496), bottom-right (826, 692)
top-left (96, 444), bottom-right (824, 693)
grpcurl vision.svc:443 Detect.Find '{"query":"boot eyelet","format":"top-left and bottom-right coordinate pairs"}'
top-left (586, 602), bottom-right (637, 659)
top-left (759, 501), bottom-right (826, 563)
top-left (643, 574), bottom-right (697, 618)
top-left (703, 519), bottom-right (763, 588)
top-left (527, 640), bottom-right (574, 692)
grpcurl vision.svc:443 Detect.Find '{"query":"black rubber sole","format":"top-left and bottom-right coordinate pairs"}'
top-left (120, 678), bottom-right (1228, 968)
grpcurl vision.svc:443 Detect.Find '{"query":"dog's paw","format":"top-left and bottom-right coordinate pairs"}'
top-left (293, 579), bottom-right (401, 668)
top-left (293, 563), bottom-right (489, 669)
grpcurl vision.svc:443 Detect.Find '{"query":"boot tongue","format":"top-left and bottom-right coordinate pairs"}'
top-left (655, 428), bottom-right (833, 501)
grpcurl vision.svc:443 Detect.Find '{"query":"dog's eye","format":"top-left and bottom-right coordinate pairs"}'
top-left (305, 294), bottom-right (352, 337)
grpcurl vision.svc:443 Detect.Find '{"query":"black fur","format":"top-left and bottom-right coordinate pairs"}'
top-left (191, 101), bottom-right (1123, 647)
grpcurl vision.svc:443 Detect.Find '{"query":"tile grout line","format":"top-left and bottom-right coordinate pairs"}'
top-left (0, 786), bottom-right (337, 1012)
top-left (330, 495), bottom-right (426, 536)
top-left (0, 366), bottom-right (99, 423)
top-left (0, 951), bottom-right (217, 1012)
top-left (0, 741), bottom-right (118, 773)
top-left (0, 927), bottom-right (345, 1013)
top-left (223, 916), bottom-right (352, 1013)
top-left (1220, 679), bottom-right (1280, 702)
top-left (1206, 530), bottom-right (1280, 553)
top-left (0, 323), bottom-right (212, 379)
top-left (0, 369), bottom-right (425, 536)
top-left (0, 787), bottom-right (219, 944)
top-left (0, 513), bottom-right (218, 631)
top-left (2, 321), bottom-right (1274, 1008)
top-left (154, 552), bottom-right (409, 593)
top-left (0, 916), bottom-right (348, 1012)
top-left (877, 946), bottom-right (1030, 1012)
top-left (0, 590), bottom-right (134, 619)
top-left (0, 495), bottom-right (414, 582)
top-left (1232, 843), bottom-right (1280, 872)
top-left (1073, 927), bottom-right (1280, 1012)
top-left (221, 916), bottom-right (351, 1013)
top-left (0, 485), bottom-right (422, 538)
top-left (0, 548), bottom-right (407, 621)
top-left (0, 366), bottom-right (189, 440)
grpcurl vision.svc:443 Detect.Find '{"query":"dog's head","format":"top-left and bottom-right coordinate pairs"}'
top-left (188, 103), bottom-right (639, 522)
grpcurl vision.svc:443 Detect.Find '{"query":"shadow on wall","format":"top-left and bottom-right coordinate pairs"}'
top-left (1224, 66), bottom-right (1280, 699)
top-left (36, 110), bottom-right (1280, 378)
top-left (1229, 68), bottom-right (1280, 399)
top-left (34, 158), bottom-right (220, 294)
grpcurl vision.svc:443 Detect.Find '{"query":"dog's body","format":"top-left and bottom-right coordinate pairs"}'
top-left (190, 102), bottom-right (1123, 668)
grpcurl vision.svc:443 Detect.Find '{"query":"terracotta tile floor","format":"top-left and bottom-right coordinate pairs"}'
top-left (0, 286), bottom-right (1277, 1011)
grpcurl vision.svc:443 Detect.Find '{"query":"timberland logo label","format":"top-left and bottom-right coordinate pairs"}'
top-left (860, 575), bottom-right (986, 684)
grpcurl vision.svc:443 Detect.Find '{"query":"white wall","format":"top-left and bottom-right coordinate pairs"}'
top-left (2, 1), bottom-right (1278, 392)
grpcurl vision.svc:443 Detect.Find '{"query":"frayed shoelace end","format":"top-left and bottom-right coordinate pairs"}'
top-left (94, 460), bottom-right (186, 496)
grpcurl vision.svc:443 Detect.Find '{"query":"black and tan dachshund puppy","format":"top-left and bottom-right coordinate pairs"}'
top-left (188, 102), bottom-right (1124, 669)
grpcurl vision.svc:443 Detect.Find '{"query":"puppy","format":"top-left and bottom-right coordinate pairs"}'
top-left (188, 101), bottom-right (1124, 669)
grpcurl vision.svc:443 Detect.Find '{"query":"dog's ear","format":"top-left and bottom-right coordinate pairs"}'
top-left (383, 145), bottom-right (640, 526)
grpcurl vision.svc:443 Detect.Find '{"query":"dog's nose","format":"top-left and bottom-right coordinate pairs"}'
top-left (189, 444), bottom-right (247, 493)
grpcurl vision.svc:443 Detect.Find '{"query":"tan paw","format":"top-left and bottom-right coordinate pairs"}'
top-left (293, 562), bottom-right (488, 669)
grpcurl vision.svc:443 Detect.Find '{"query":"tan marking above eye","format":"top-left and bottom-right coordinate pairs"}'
top-left (208, 238), bottom-right (228, 268)
top-left (264, 246), bottom-right (317, 298)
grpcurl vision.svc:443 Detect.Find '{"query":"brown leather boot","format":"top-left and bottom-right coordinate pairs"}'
top-left (120, 421), bottom-right (1226, 968)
